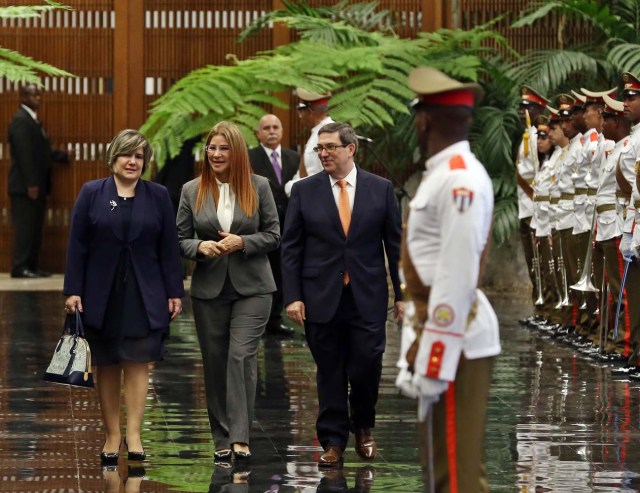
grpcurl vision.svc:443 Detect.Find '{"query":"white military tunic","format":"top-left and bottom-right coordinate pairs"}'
top-left (595, 138), bottom-right (621, 242)
top-left (403, 141), bottom-right (501, 383)
top-left (516, 126), bottom-right (538, 220)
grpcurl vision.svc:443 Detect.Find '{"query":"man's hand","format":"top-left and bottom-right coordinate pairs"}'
top-left (394, 301), bottom-right (405, 324)
top-left (168, 298), bottom-right (182, 320)
top-left (27, 186), bottom-right (39, 200)
top-left (286, 300), bottom-right (306, 326)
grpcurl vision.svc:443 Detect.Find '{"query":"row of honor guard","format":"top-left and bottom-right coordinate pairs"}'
top-left (517, 71), bottom-right (640, 377)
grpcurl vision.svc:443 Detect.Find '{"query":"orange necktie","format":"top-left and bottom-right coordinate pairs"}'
top-left (337, 179), bottom-right (351, 284)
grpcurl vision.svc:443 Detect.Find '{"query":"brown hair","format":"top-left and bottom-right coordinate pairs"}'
top-left (106, 129), bottom-right (153, 174)
top-left (196, 121), bottom-right (257, 217)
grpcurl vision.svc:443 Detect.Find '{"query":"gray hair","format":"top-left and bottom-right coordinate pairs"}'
top-left (106, 129), bottom-right (153, 174)
top-left (317, 122), bottom-right (358, 155)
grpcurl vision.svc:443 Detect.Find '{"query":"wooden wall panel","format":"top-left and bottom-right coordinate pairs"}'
top-left (0, 1), bottom-right (114, 273)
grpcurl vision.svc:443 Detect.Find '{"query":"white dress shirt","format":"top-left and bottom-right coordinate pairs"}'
top-left (216, 179), bottom-right (235, 233)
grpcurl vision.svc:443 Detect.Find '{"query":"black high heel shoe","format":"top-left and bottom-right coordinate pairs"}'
top-left (214, 448), bottom-right (233, 461)
top-left (124, 439), bottom-right (146, 461)
top-left (100, 441), bottom-right (120, 464)
top-left (232, 444), bottom-right (251, 460)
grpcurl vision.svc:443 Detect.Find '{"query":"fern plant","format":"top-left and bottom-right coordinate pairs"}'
top-left (141, 1), bottom-right (522, 245)
top-left (0, 1), bottom-right (73, 84)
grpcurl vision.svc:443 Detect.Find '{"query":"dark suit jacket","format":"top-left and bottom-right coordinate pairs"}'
top-left (177, 174), bottom-right (280, 299)
top-left (281, 168), bottom-right (402, 324)
top-left (63, 177), bottom-right (185, 332)
top-left (248, 146), bottom-right (299, 223)
top-left (8, 107), bottom-right (67, 195)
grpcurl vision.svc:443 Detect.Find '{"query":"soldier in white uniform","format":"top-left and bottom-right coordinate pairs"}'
top-left (547, 110), bottom-right (574, 330)
top-left (396, 67), bottom-right (501, 493)
top-left (284, 88), bottom-right (334, 196)
top-left (532, 117), bottom-right (563, 326)
top-left (555, 94), bottom-right (584, 333)
top-left (515, 86), bottom-right (549, 324)
top-left (593, 95), bottom-right (630, 360)
top-left (613, 73), bottom-right (640, 378)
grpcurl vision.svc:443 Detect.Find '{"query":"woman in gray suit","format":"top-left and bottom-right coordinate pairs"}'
top-left (177, 121), bottom-right (279, 461)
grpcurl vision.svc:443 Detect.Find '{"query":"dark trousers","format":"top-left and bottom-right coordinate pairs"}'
top-left (305, 286), bottom-right (386, 450)
top-left (519, 218), bottom-right (538, 313)
top-left (267, 246), bottom-right (283, 326)
top-left (10, 193), bottom-right (45, 273)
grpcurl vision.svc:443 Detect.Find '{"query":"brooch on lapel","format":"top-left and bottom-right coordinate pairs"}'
top-left (109, 199), bottom-right (117, 211)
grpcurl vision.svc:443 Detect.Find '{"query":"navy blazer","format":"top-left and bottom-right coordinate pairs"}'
top-left (63, 177), bottom-right (185, 332)
top-left (281, 168), bottom-right (402, 324)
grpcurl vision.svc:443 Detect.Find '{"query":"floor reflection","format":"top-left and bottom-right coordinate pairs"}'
top-left (4, 289), bottom-right (640, 491)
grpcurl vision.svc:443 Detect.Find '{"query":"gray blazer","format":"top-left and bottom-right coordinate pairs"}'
top-left (177, 174), bottom-right (279, 299)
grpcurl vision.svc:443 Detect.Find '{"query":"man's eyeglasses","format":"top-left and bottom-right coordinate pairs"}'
top-left (313, 144), bottom-right (349, 153)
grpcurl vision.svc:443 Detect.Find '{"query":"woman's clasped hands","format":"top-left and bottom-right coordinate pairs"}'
top-left (198, 232), bottom-right (244, 259)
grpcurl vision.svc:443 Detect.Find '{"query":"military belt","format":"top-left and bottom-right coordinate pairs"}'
top-left (596, 204), bottom-right (616, 214)
top-left (560, 193), bottom-right (574, 200)
top-left (587, 188), bottom-right (597, 196)
top-left (550, 197), bottom-right (560, 204)
top-left (617, 191), bottom-right (631, 200)
top-left (534, 195), bottom-right (550, 202)
top-left (635, 200), bottom-right (640, 209)
top-left (574, 187), bottom-right (588, 195)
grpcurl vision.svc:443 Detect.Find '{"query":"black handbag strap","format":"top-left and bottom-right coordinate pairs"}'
top-left (63, 311), bottom-right (85, 338)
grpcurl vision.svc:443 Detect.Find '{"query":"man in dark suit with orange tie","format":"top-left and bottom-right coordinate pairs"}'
top-left (249, 114), bottom-right (300, 336)
top-left (281, 122), bottom-right (403, 467)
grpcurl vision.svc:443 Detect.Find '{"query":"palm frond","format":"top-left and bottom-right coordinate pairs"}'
top-left (506, 49), bottom-right (599, 94)
top-left (608, 42), bottom-right (640, 74)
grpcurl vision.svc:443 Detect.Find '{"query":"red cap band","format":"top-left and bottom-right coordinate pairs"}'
top-left (305, 97), bottom-right (330, 107)
top-left (420, 90), bottom-right (475, 107)
top-left (521, 93), bottom-right (547, 107)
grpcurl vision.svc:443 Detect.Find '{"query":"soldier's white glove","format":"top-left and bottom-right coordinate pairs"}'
top-left (396, 301), bottom-right (419, 399)
top-left (620, 233), bottom-right (635, 259)
top-left (412, 373), bottom-right (449, 399)
top-left (413, 375), bottom-right (449, 421)
top-left (395, 367), bottom-right (419, 399)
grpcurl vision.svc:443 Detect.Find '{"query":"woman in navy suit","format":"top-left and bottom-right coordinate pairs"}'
top-left (63, 130), bottom-right (184, 464)
top-left (177, 121), bottom-right (279, 461)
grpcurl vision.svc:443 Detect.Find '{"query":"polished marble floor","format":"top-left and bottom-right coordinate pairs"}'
top-left (1, 282), bottom-right (640, 492)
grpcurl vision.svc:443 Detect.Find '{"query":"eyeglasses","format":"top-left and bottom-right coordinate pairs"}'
top-left (313, 144), bottom-right (349, 153)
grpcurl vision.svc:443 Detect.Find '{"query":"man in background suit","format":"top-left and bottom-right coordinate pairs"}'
top-left (249, 114), bottom-right (300, 336)
top-left (281, 122), bottom-right (404, 467)
top-left (8, 84), bottom-right (71, 278)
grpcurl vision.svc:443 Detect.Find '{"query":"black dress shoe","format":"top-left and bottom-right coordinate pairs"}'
top-left (265, 323), bottom-right (295, 337)
top-left (10, 268), bottom-right (39, 278)
top-left (34, 269), bottom-right (51, 277)
top-left (611, 365), bottom-right (638, 376)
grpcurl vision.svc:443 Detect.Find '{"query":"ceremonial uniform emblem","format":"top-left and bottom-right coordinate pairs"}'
top-left (433, 304), bottom-right (455, 327)
top-left (452, 187), bottom-right (474, 212)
